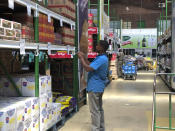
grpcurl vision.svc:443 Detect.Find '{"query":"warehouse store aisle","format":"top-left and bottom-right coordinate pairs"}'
top-left (59, 71), bottom-right (173, 131)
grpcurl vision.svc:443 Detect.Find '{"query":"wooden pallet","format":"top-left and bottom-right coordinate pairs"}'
top-left (47, 105), bottom-right (78, 131)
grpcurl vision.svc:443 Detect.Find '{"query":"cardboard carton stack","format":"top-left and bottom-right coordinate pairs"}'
top-left (48, 0), bottom-right (76, 21)
top-left (53, 92), bottom-right (77, 117)
top-left (0, 18), bottom-right (21, 41)
top-left (88, 13), bottom-right (94, 53)
top-left (0, 75), bottom-right (62, 131)
top-left (13, 13), bottom-right (34, 43)
top-left (0, 97), bottom-right (39, 131)
top-left (39, 13), bottom-right (55, 43)
top-left (109, 53), bottom-right (118, 80)
top-left (61, 27), bottom-right (75, 46)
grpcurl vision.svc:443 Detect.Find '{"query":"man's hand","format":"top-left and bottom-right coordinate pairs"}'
top-left (78, 51), bottom-right (85, 59)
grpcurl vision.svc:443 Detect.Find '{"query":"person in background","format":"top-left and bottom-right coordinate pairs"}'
top-left (78, 40), bottom-right (109, 131)
top-left (117, 49), bottom-right (124, 78)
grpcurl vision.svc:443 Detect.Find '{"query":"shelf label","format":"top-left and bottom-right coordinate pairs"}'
top-left (20, 39), bottom-right (25, 55)
top-left (48, 14), bottom-right (51, 23)
top-left (27, 5), bottom-right (31, 16)
top-left (8, 0), bottom-right (14, 10)
top-left (48, 42), bottom-right (51, 55)
top-left (60, 20), bottom-right (63, 27)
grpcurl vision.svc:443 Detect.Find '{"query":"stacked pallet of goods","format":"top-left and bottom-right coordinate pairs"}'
top-left (61, 27), bottom-right (75, 46)
top-left (48, 0), bottom-right (76, 21)
top-left (0, 18), bottom-right (21, 41)
top-left (53, 92), bottom-right (77, 117)
top-left (109, 53), bottom-right (118, 80)
top-left (0, 75), bottom-right (62, 131)
top-left (13, 13), bottom-right (34, 43)
top-left (39, 13), bottom-right (55, 43)
top-left (88, 13), bottom-right (94, 53)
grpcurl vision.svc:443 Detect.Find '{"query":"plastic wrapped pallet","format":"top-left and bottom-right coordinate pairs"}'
top-left (40, 94), bottom-right (48, 131)
top-left (21, 75), bottom-right (48, 97)
top-left (0, 76), bottom-right (22, 97)
top-left (52, 103), bottom-right (62, 122)
top-left (0, 103), bottom-right (16, 131)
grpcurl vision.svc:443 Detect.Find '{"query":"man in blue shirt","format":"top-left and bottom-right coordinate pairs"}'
top-left (78, 40), bottom-right (109, 131)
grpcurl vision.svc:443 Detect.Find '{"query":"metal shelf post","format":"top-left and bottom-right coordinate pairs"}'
top-left (34, 5), bottom-right (39, 97)
top-left (73, 0), bottom-right (79, 110)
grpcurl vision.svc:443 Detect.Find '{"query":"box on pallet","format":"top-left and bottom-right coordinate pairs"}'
top-left (0, 104), bottom-right (16, 131)
top-left (0, 76), bottom-right (22, 97)
top-left (40, 94), bottom-right (48, 131)
top-left (21, 75), bottom-right (51, 97)
top-left (52, 103), bottom-right (62, 122)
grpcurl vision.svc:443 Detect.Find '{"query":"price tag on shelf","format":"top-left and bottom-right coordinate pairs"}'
top-left (48, 14), bottom-right (51, 23)
top-left (8, 0), bottom-right (14, 10)
top-left (48, 42), bottom-right (51, 55)
top-left (27, 5), bottom-right (31, 16)
top-left (20, 39), bottom-right (26, 55)
top-left (60, 20), bottom-right (63, 27)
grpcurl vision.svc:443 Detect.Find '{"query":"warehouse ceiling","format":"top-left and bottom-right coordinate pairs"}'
top-left (108, 0), bottom-right (161, 10)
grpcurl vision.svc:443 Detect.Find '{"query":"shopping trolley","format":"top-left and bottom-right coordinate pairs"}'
top-left (122, 62), bottom-right (137, 80)
top-left (152, 73), bottom-right (175, 131)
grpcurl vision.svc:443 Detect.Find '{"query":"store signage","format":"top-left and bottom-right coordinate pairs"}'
top-left (109, 32), bottom-right (114, 38)
top-left (88, 27), bottom-right (98, 35)
top-left (88, 13), bottom-right (94, 19)
top-left (88, 38), bottom-right (93, 43)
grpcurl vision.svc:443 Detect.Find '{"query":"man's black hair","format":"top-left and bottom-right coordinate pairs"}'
top-left (99, 40), bottom-right (109, 52)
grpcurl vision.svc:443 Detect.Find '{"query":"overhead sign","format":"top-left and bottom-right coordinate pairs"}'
top-left (121, 29), bottom-right (157, 49)
top-left (88, 27), bottom-right (98, 35)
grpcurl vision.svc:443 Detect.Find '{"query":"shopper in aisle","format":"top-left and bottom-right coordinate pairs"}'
top-left (117, 49), bottom-right (124, 78)
top-left (78, 40), bottom-right (109, 131)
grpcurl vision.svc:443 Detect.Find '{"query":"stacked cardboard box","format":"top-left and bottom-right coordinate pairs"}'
top-left (48, 0), bottom-right (76, 21)
top-left (53, 92), bottom-right (76, 116)
top-left (0, 18), bottom-right (21, 41)
top-left (0, 97), bottom-right (39, 131)
top-left (39, 13), bottom-right (55, 43)
top-left (61, 27), bottom-right (75, 46)
top-left (88, 14), bottom-right (94, 53)
top-left (54, 33), bottom-right (62, 45)
top-left (0, 75), bottom-right (62, 131)
top-left (109, 53), bottom-right (118, 79)
top-left (13, 13), bottom-right (34, 42)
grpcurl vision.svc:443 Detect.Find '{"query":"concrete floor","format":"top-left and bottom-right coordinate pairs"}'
top-left (59, 71), bottom-right (175, 131)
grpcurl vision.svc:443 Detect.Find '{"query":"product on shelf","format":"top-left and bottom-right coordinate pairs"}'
top-left (21, 26), bottom-right (34, 42)
top-left (48, 0), bottom-right (76, 21)
top-left (0, 19), bottom-right (21, 41)
top-left (61, 27), bottom-right (75, 46)
top-left (54, 33), bottom-right (62, 45)
top-left (0, 75), bottom-right (52, 97)
top-left (0, 97), bottom-right (39, 131)
top-left (39, 13), bottom-right (55, 43)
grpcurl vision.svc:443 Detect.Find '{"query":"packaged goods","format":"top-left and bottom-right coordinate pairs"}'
top-left (1, 19), bottom-right (12, 29)
top-left (40, 94), bottom-right (48, 131)
top-left (0, 77), bottom-right (22, 97)
top-left (5, 29), bottom-right (15, 37)
top-left (52, 103), bottom-right (62, 122)
top-left (0, 104), bottom-right (16, 131)
top-left (13, 22), bottom-right (21, 30)
top-left (0, 27), bottom-right (5, 36)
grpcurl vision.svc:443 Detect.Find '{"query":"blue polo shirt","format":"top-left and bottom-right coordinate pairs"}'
top-left (87, 54), bottom-right (108, 93)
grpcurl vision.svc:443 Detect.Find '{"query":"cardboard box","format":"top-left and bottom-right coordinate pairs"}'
top-left (5, 29), bottom-right (15, 37)
top-left (1, 19), bottom-right (12, 29)
top-left (0, 77), bottom-right (22, 97)
top-left (0, 104), bottom-right (16, 131)
top-left (40, 94), bottom-right (48, 131)
top-left (13, 21), bottom-right (21, 30)
top-left (0, 27), bottom-right (5, 36)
